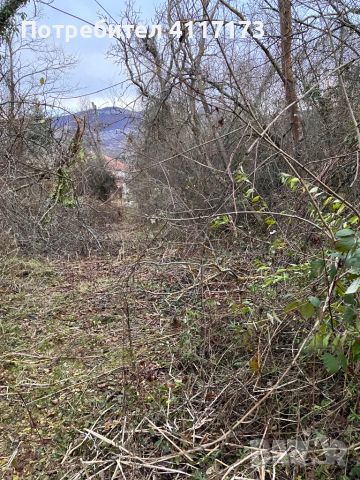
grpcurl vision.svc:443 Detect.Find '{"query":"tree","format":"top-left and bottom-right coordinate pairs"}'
top-left (278, 0), bottom-right (301, 149)
top-left (24, 103), bottom-right (54, 155)
top-left (0, 0), bottom-right (29, 38)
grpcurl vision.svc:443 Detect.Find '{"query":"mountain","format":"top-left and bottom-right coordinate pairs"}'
top-left (53, 106), bottom-right (140, 156)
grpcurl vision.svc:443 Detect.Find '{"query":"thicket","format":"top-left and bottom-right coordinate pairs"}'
top-left (0, 0), bottom-right (359, 479)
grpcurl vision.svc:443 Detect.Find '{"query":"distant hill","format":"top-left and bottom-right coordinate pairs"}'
top-left (53, 106), bottom-right (140, 156)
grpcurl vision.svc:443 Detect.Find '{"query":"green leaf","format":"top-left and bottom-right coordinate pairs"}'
top-left (310, 332), bottom-right (330, 350)
top-left (234, 168), bottom-right (250, 184)
top-left (245, 188), bottom-right (254, 198)
top-left (335, 235), bottom-right (355, 252)
top-left (337, 204), bottom-right (346, 215)
top-left (322, 353), bottom-right (341, 374)
top-left (264, 216), bottom-right (277, 227)
top-left (308, 296), bottom-right (321, 308)
top-left (284, 300), bottom-right (302, 313)
top-left (343, 305), bottom-right (356, 323)
top-left (347, 248), bottom-right (360, 269)
top-left (335, 228), bottom-right (354, 238)
top-left (349, 216), bottom-right (359, 225)
top-left (310, 259), bottom-right (325, 278)
top-left (300, 302), bottom-right (315, 320)
top-left (335, 280), bottom-right (346, 296)
top-left (334, 227), bottom-right (356, 253)
top-left (351, 339), bottom-right (360, 362)
top-left (323, 196), bottom-right (333, 207)
top-left (332, 200), bottom-right (343, 211)
top-left (346, 278), bottom-right (360, 295)
top-left (329, 264), bottom-right (338, 281)
top-left (211, 215), bottom-right (230, 230)
top-left (336, 351), bottom-right (348, 370)
top-left (343, 293), bottom-right (356, 305)
top-left (289, 177), bottom-right (300, 190)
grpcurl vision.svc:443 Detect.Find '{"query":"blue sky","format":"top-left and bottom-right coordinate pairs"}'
top-left (23, 0), bottom-right (160, 111)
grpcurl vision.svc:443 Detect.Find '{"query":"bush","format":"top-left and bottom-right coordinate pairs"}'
top-left (78, 157), bottom-right (117, 201)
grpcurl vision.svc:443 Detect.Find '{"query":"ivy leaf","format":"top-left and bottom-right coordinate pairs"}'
top-left (322, 353), bottom-right (341, 374)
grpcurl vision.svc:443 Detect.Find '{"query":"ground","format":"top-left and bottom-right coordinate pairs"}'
top-left (0, 213), bottom-right (359, 479)
top-left (0, 217), bottom-right (176, 478)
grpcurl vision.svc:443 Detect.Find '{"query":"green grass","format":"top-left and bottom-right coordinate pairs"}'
top-left (0, 254), bottom-right (150, 479)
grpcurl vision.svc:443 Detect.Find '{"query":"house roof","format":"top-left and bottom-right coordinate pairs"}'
top-left (103, 155), bottom-right (129, 173)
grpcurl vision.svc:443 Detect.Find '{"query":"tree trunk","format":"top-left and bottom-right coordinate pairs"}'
top-left (278, 0), bottom-right (301, 148)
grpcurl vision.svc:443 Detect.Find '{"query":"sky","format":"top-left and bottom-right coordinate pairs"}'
top-left (22, 0), bottom-right (160, 111)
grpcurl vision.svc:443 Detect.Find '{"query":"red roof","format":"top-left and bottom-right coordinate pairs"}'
top-left (103, 155), bottom-right (129, 173)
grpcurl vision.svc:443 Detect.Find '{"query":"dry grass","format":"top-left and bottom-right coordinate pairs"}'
top-left (0, 215), bottom-right (359, 479)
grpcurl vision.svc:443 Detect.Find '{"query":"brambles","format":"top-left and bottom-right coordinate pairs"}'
top-left (1, 0), bottom-right (360, 478)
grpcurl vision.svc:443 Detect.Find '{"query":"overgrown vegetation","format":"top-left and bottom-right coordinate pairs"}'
top-left (1, 0), bottom-right (359, 479)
